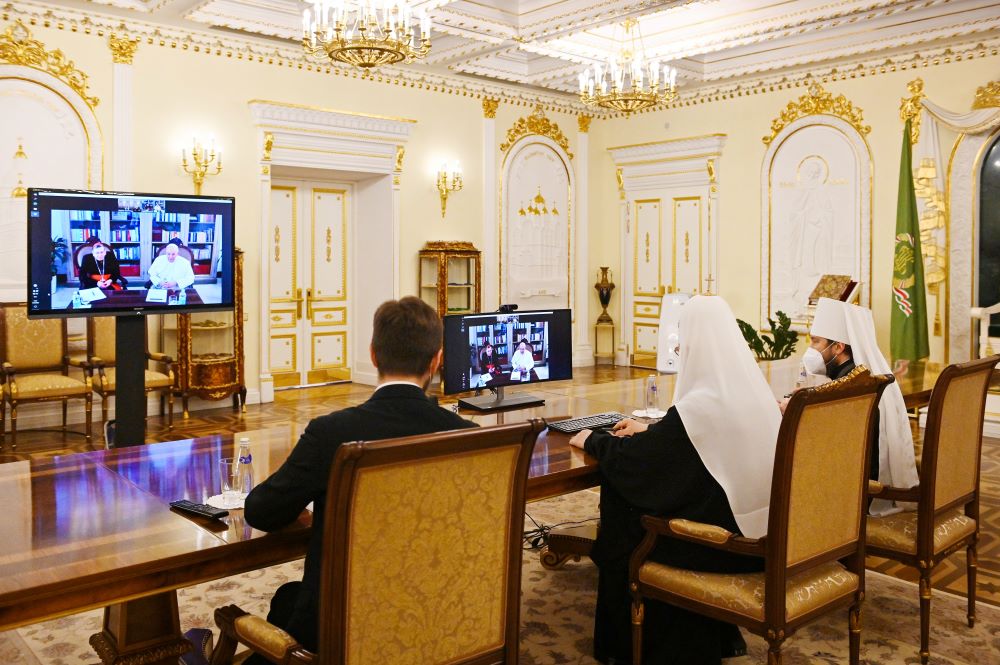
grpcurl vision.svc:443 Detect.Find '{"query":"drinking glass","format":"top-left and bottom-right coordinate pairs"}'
top-left (219, 458), bottom-right (242, 509)
top-left (644, 375), bottom-right (662, 418)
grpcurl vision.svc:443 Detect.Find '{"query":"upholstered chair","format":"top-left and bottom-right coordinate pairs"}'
top-left (211, 420), bottom-right (544, 665)
top-left (86, 316), bottom-right (175, 429)
top-left (0, 303), bottom-right (92, 448)
top-left (867, 354), bottom-right (999, 664)
top-left (629, 367), bottom-right (892, 665)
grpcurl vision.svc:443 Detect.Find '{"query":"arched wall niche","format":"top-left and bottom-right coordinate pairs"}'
top-left (0, 20), bottom-right (103, 301)
top-left (760, 84), bottom-right (873, 331)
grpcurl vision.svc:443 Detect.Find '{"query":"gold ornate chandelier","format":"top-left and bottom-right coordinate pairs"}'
top-left (302, 0), bottom-right (431, 70)
top-left (579, 18), bottom-right (678, 115)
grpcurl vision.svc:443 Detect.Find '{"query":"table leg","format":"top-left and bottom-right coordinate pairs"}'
top-left (89, 591), bottom-right (192, 665)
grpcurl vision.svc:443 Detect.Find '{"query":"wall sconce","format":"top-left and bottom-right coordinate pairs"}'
top-left (436, 162), bottom-right (463, 218)
top-left (11, 138), bottom-right (28, 198)
top-left (181, 136), bottom-right (222, 195)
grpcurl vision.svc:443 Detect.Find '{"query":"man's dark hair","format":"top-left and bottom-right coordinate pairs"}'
top-left (371, 296), bottom-right (442, 376)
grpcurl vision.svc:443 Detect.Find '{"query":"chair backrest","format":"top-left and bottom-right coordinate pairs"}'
top-left (0, 303), bottom-right (67, 372)
top-left (87, 316), bottom-right (117, 364)
top-left (318, 420), bottom-right (543, 665)
top-left (918, 355), bottom-right (998, 523)
top-left (156, 243), bottom-right (194, 263)
top-left (765, 367), bottom-right (891, 617)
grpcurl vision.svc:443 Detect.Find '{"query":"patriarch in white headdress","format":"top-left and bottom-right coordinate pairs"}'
top-left (673, 296), bottom-right (783, 538)
top-left (810, 298), bottom-right (920, 514)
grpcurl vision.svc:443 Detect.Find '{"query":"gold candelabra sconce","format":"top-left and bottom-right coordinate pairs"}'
top-left (436, 162), bottom-right (463, 218)
top-left (11, 138), bottom-right (28, 198)
top-left (181, 136), bottom-right (222, 195)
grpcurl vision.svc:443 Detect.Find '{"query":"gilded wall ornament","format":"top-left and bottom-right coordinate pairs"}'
top-left (500, 105), bottom-right (573, 159)
top-left (761, 82), bottom-right (869, 145)
top-left (899, 78), bottom-right (924, 144)
top-left (394, 145), bottom-right (405, 171)
top-left (262, 132), bottom-right (274, 162)
top-left (482, 97), bottom-right (499, 119)
top-left (972, 80), bottom-right (1000, 109)
top-left (0, 20), bottom-right (99, 107)
top-left (577, 114), bottom-right (592, 133)
top-left (108, 31), bottom-right (139, 65)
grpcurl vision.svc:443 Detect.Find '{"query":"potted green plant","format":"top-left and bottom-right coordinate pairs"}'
top-left (737, 311), bottom-right (798, 361)
top-left (51, 236), bottom-right (69, 293)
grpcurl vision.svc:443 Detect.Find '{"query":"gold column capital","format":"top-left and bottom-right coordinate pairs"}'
top-left (900, 78), bottom-right (925, 144)
top-left (482, 97), bottom-right (500, 119)
top-left (262, 132), bottom-right (274, 162)
top-left (577, 114), bottom-right (592, 133)
top-left (108, 30), bottom-right (139, 65)
top-left (394, 145), bottom-right (405, 171)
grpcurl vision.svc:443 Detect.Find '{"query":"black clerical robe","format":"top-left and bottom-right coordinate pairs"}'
top-left (584, 407), bottom-right (763, 665)
top-left (828, 357), bottom-right (880, 482)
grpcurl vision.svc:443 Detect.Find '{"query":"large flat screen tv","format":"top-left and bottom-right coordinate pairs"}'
top-left (442, 309), bottom-right (572, 410)
top-left (28, 188), bottom-right (235, 318)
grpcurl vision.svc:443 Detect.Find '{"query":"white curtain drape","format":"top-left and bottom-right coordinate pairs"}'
top-left (920, 98), bottom-right (1000, 133)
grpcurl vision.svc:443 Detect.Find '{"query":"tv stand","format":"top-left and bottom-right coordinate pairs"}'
top-left (458, 386), bottom-right (545, 412)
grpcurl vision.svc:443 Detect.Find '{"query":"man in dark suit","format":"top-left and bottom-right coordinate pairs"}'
top-left (243, 297), bottom-right (476, 659)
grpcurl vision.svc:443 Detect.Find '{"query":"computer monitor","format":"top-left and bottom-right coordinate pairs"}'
top-left (442, 308), bottom-right (572, 411)
top-left (27, 188), bottom-right (235, 318)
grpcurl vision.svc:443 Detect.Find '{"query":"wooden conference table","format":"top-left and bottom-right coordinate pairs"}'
top-left (0, 363), bottom-right (945, 663)
top-left (68, 286), bottom-right (205, 310)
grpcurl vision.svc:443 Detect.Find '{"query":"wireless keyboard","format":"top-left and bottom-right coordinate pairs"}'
top-left (547, 412), bottom-right (626, 434)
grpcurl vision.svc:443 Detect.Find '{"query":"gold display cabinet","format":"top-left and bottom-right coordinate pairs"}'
top-left (418, 241), bottom-right (481, 317)
top-left (161, 248), bottom-right (245, 417)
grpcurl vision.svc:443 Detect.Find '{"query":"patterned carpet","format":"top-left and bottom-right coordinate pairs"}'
top-left (1, 489), bottom-right (998, 665)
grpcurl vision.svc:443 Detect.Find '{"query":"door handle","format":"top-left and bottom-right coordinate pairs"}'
top-left (306, 288), bottom-right (314, 320)
top-left (293, 287), bottom-right (304, 319)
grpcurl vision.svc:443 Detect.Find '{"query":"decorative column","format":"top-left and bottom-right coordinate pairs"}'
top-left (615, 168), bottom-right (629, 365)
top-left (574, 114), bottom-right (594, 365)
top-left (258, 133), bottom-right (275, 403)
top-left (393, 145), bottom-right (405, 298)
top-left (108, 33), bottom-right (139, 190)
top-left (482, 98), bottom-right (499, 312)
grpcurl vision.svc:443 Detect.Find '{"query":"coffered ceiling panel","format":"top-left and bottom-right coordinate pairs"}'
top-left (72, 0), bottom-right (1000, 105)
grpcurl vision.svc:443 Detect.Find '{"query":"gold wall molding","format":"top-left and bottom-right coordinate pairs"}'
top-left (577, 114), bottom-right (592, 133)
top-left (0, 19), bottom-right (98, 107)
top-left (108, 30), bottom-right (138, 64)
top-left (262, 132), bottom-right (274, 161)
top-left (973, 80), bottom-right (1000, 109)
top-left (482, 97), bottom-right (499, 118)
top-left (394, 145), bottom-right (405, 171)
top-left (900, 78), bottom-right (925, 144)
top-left (500, 105), bottom-right (573, 159)
top-left (762, 82), bottom-right (870, 145)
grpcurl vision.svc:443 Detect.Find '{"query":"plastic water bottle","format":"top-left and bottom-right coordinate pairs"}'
top-left (236, 437), bottom-right (254, 499)
top-left (645, 375), bottom-right (659, 417)
top-left (178, 289), bottom-right (187, 305)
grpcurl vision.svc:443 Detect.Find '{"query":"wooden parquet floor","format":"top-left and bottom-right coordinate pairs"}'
top-left (2, 365), bottom-right (997, 609)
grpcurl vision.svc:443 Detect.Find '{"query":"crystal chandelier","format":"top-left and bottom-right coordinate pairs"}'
top-left (302, 0), bottom-right (431, 70)
top-left (579, 18), bottom-right (678, 115)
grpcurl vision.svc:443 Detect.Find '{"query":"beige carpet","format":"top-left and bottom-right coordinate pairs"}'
top-left (2, 489), bottom-right (998, 665)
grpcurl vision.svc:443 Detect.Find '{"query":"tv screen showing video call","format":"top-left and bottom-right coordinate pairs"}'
top-left (442, 309), bottom-right (573, 394)
top-left (27, 188), bottom-right (235, 318)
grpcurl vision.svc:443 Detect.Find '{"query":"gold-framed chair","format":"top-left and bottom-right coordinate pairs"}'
top-left (629, 367), bottom-right (892, 665)
top-left (0, 303), bottom-right (92, 448)
top-left (86, 316), bottom-right (175, 429)
top-left (210, 420), bottom-right (544, 665)
top-left (866, 354), bottom-right (999, 664)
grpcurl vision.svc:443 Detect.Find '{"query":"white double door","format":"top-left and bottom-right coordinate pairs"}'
top-left (269, 181), bottom-right (351, 388)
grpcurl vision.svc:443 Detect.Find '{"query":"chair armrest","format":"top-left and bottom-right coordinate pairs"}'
top-left (147, 351), bottom-right (173, 364)
top-left (640, 516), bottom-right (766, 557)
top-left (2, 361), bottom-right (14, 377)
top-left (212, 605), bottom-right (314, 665)
top-left (870, 484), bottom-right (920, 502)
top-left (868, 480), bottom-right (883, 496)
top-left (65, 355), bottom-right (90, 369)
top-left (88, 356), bottom-right (107, 369)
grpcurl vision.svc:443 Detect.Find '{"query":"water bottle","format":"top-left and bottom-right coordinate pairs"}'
top-left (178, 289), bottom-right (187, 305)
top-left (236, 436), bottom-right (254, 499)
top-left (645, 375), bottom-right (659, 417)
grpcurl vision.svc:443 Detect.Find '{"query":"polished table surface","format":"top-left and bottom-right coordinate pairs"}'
top-left (69, 286), bottom-right (205, 310)
top-left (0, 361), bottom-right (944, 632)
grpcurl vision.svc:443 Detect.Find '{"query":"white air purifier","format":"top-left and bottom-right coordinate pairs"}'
top-left (656, 292), bottom-right (690, 374)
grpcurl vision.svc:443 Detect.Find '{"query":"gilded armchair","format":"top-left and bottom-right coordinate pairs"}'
top-left (211, 420), bottom-right (543, 665)
top-left (629, 367), bottom-right (892, 665)
top-left (867, 354), bottom-right (999, 664)
top-left (0, 303), bottom-right (92, 448)
top-left (85, 316), bottom-right (175, 429)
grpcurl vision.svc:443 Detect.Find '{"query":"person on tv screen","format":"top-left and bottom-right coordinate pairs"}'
top-left (148, 240), bottom-right (195, 290)
top-left (479, 342), bottom-right (501, 376)
top-left (79, 241), bottom-right (128, 290)
top-left (510, 338), bottom-right (535, 373)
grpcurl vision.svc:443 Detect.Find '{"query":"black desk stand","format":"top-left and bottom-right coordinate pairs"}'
top-left (458, 386), bottom-right (544, 412)
top-left (114, 314), bottom-right (147, 446)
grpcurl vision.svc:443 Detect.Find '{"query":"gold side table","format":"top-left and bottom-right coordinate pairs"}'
top-left (594, 322), bottom-right (615, 365)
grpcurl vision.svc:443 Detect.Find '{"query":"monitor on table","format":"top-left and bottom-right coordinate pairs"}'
top-left (442, 308), bottom-right (573, 411)
top-left (27, 188), bottom-right (235, 318)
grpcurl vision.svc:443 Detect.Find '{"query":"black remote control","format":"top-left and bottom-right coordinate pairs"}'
top-left (169, 499), bottom-right (229, 519)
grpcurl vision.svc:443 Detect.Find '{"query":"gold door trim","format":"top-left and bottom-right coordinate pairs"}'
top-left (270, 334), bottom-right (297, 374)
top-left (270, 185), bottom-right (297, 299)
top-left (311, 331), bottom-right (348, 369)
top-left (673, 196), bottom-right (702, 294)
top-left (311, 188), bottom-right (348, 302)
top-left (311, 306), bottom-right (347, 327)
top-left (633, 302), bottom-right (661, 319)
top-left (633, 199), bottom-right (662, 297)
